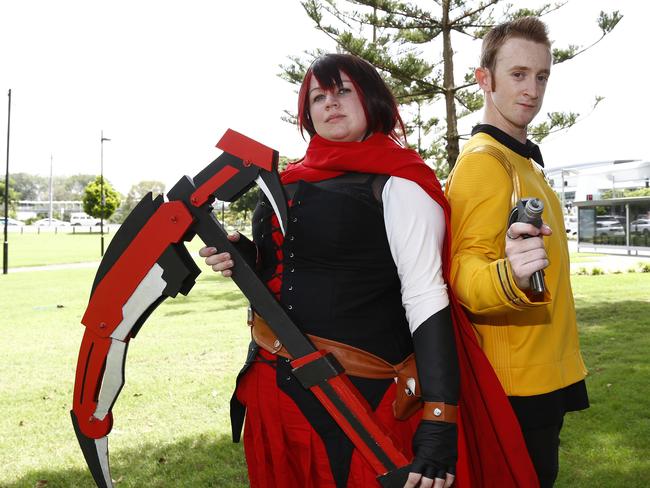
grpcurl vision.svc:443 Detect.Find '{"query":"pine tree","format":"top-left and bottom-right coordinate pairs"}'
top-left (280, 0), bottom-right (621, 175)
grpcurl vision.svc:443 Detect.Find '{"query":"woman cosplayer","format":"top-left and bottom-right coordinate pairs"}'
top-left (201, 54), bottom-right (538, 488)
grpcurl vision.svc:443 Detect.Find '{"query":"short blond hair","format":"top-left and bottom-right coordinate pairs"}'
top-left (480, 17), bottom-right (551, 74)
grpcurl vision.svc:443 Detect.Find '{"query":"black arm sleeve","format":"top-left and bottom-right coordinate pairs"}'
top-left (412, 305), bottom-right (459, 404)
top-left (409, 305), bottom-right (459, 478)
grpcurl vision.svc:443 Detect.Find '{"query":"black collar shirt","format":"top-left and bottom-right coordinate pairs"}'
top-left (472, 124), bottom-right (545, 168)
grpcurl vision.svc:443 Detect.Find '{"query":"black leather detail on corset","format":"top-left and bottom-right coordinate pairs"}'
top-left (253, 173), bottom-right (412, 364)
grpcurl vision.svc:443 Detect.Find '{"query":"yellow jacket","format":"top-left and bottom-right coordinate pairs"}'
top-left (445, 130), bottom-right (587, 396)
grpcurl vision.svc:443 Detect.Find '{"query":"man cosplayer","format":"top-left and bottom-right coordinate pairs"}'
top-left (445, 17), bottom-right (589, 488)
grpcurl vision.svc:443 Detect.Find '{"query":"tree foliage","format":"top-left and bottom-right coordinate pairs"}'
top-left (625, 187), bottom-right (650, 198)
top-left (11, 173), bottom-right (46, 200)
top-left (281, 0), bottom-right (622, 175)
top-left (56, 174), bottom-right (97, 200)
top-left (0, 178), bottom-right (20, 217)
top-left (228, 186), bottom-right (261, 215)
top-left (228, 156), bottom-right (294, 215)
top-left (10, 172), bottom-right (96, 201)
top-left (601, 187), bottom-right (650, 199)
top-left (112, 180), bottom-right (165, 223)
top-left (82, 176), bottom-right (121, 221)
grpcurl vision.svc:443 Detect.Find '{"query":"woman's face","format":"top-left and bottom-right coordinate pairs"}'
top-left (308, 71), bottom-right (368, 142)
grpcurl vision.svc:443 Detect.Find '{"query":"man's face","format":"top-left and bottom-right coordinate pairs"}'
top-left (478, 37), bottom-right (552, 138)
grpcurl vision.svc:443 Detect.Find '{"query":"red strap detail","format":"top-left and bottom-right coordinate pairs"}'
top-left (288, 352), bottom-right (410, 475)
top-left (290, 350), bottom-right (326, 369)
top-left (311, 375), bottom-right (410, 476)
top-left (81, 201), bottom-right (193, 337)
top-left (190, 165), bottom-right (239, 207)
top-left (216, 128), bottom-right (275, 172)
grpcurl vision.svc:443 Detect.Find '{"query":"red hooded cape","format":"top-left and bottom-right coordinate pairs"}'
top-left (282, 133), bottom-right (539, 487)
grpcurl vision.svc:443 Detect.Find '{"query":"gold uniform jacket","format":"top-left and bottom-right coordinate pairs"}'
top-left (445, 131), bottom-right (587, 396)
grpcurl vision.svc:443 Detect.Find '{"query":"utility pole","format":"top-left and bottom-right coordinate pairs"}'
top-left (3, 89), bottom-right (12, 275)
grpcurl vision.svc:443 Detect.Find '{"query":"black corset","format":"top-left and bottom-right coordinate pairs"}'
top-left (252, 173), bottom-right (412, 364)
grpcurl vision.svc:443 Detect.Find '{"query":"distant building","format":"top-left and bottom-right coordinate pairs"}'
top-left (16, 200), bottom-right (83, 221)
top-left (574, 196), bottom-right (650, 254)
top-left (545, 160), bottom-right (650, 210)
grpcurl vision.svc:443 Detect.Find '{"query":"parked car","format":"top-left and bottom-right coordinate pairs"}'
top-left (596, 214), bottom-right (626, 226)
top-left (1, 217), bottom-right (25, 226)
top-left (631, 218), bottom-right (650, 235)
top-left (596, 220), bottom-right (625, 237)
top-left (70, 212), bottom-right (100, 226)
top-left (33, 218), bottom-right (71, 227)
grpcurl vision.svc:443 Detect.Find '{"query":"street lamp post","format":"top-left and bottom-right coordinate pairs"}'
top-left (3, 89), bottom-right (11, 275)
top-left (100, 131), bottom-right (111, 256)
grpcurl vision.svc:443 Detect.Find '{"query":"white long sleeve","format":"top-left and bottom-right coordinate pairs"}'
top-left (383, 176), bottom-right (449, 334)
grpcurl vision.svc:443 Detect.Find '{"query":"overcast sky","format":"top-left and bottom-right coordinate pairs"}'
top-left (1, 0), bottom-right (646, 194)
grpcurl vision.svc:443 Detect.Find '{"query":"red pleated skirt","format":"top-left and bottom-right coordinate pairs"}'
top-left (236, 349), bottom-right (421, 487)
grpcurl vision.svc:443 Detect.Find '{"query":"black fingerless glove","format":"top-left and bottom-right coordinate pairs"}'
top-left (411, 305), bottom-right (460, 479)
top-left (411, 420), bottom-right (457, 479)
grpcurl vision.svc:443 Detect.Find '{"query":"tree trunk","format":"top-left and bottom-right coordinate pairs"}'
top-left (442, 0), bottom-right (459, 170)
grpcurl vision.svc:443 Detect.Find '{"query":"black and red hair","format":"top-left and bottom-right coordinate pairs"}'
top-left (297, 53), bottom-right (406, 144)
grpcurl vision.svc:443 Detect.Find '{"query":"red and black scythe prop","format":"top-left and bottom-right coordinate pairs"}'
top-left (71, 129), bottom-right (412, 487)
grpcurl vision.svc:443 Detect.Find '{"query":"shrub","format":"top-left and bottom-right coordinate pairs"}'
top-left (591, 267), bottom-right (605, 276)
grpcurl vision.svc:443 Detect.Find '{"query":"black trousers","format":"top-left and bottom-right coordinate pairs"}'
top-left (509, 381), bottom-right (588, 487)
top-left (519, 420), bottom-right (564, 488)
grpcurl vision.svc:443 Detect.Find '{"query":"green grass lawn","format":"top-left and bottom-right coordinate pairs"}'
top-left (569, 251), bottom-right (607, 264)
top-left (556, 273), bottom-right (650, 487)
top-left (0, 268), bottom-right (648, 487)
top-left (3, 226), bottom-right (246, 269)
top-left (0, 267), bottom-right (250, 487)
top-left (3, 231), bottom-right (115, 268)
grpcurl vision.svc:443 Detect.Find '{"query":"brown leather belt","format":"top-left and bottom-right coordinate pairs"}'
top-left (248, 310), bottom-right (457, 423)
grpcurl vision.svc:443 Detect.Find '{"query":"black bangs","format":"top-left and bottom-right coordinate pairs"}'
top-left (311, 56), bottom-right (346, 90)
